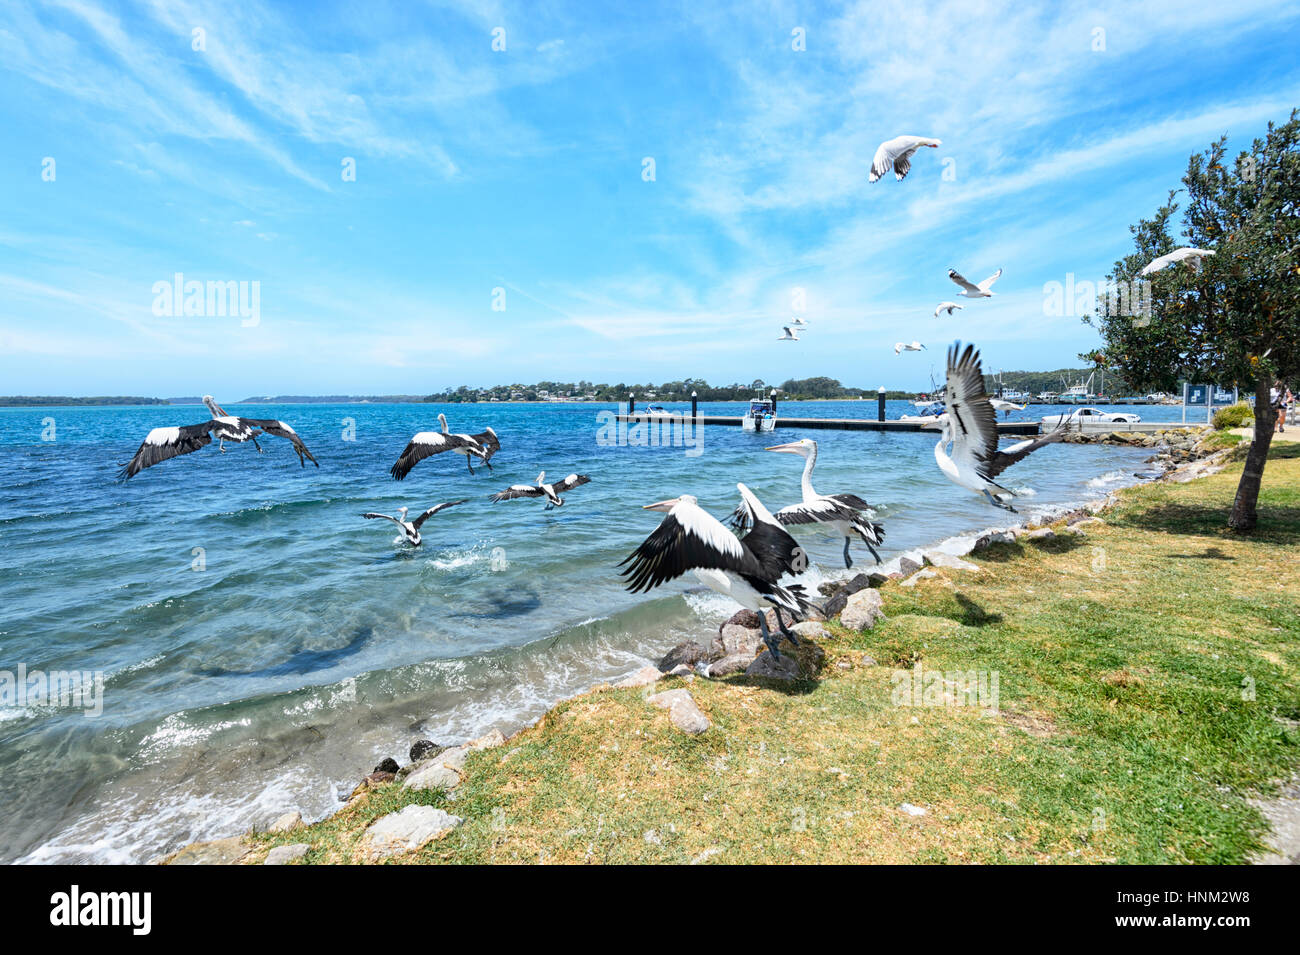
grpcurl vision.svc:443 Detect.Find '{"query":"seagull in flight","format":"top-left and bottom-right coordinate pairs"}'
top-left (934, 301), bottom-right (963, 318)
top-left (869, 135), bottom-right (942, 183)
top-left (895, 341), bottom-right (926, 355)
top-left (1139, 247), bottom-right (1215, 276)
top-left (947, 268), bottom-right (1002, 298)
top-left (362, 500), bottom-right (468, 547)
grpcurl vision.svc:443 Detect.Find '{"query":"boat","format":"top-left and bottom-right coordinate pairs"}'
top-left (742, 397), bottom-right (776, 433)
top-left (1000, 388), bottom-right (1028, 402)
top-left (899, 399), bottom-right (945, 421)
top-left (644, 404), bottom-right (674, 416)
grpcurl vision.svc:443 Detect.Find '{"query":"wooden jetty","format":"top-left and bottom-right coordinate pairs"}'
top-left (615, 414), bottom-right (1041, 435)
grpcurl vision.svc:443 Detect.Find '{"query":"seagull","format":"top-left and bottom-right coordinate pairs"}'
top-left (779, 326), bottom-right (801, 341)
top-left (790, 317), bottom-right (809, 327)
top-left (739, 438), bottom-right (885, 568)
top-left (118, 396), bottom-right (318, 479)
top-left (490, 471), bottom-right (591, 510)
top-left (1139, 247), bottom-right (1215, 276)
top-left (362, 500), bottom-right (468, 547)
top-left (895, 341), bottom-right (926, 355)
top-left (390, 414), bottom-right (499, 481)
top-left (934, 301), bottom-right (963, 318)
top-left (947, 267), bottom-right (1002, 298)
top-left (869, 135), bottom-right (942, 183)
top-left (920, 342), bottom-right (1066, 511)
top-left (990, 397), bottom-right (1027, 417)
top-left (621, 483), bottom-right (810, 657)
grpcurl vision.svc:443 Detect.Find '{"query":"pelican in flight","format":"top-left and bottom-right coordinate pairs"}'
top-left (739, 438), bottom-right (885, 568)
top-left (622, 484), bottom-right (810, 657)
top-left (895, 341), bottom-right (926, 355)
top-left (118, 396), bottom-right (318, 479)
top-left (390, 414), bottom-right (499, 481)
top-left (921, 343), bottom-right (1066, 511)
top-left (779, 326), bottom-right (801, 341)
top-left (934, 301), bottom-right (963, 318)
top-left (362, 500), bottom-right (468, 547)
top-left (869, 135), bottom-right (942, 183)
top-left (947, 267), bottom-right (1002, 298)
top-left (490, 471), bottom-right (591, 509)
top-left (1140, 247), bottom-right (1215, 276)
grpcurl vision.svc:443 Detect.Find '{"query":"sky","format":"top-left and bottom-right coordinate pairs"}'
top-left (1, 0), bottom-right (1298, 398)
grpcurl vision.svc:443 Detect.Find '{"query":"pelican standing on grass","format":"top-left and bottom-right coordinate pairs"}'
top-left (490, 471), bottom-right (591, 509)
top-left (869, 135), bottom-right (942, 183)
top-left (947, 267), bottom-right (1002, 298)
top-left (362, 500), bottom-right (468, 547)
top-left (921, 343), bottom-right (1066, 512)
top-left (739, 438), bottom-right (885, 568)
top-left (621, 484), bottom-right (810, 657)
top-left (118, 396), bottom-right (318, 479)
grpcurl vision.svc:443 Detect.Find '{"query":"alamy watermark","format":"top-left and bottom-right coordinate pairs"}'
top-left (1, 664), bottom-right (104, 718)
top-left (891, 663), bottom-right (1000, 711)
top-left (152, 272), bottom-right (260, 327)
top-left (596, 403), bottom-right (703, 457)
top-left (1043, 273), bottom-right (1151, 326)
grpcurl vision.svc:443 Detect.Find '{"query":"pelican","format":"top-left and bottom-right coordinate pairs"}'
top-left (390, 414), bottom-right (499, 481)
top-left (947, 267), bottom-right (1002, 298)
top-left (934, 301), bottom-right (963, 318)
top-left (920, 343), bottom-right (1066, 511)
top-left (779, 326), bottom-right (801, 341)
top-left (895, 341), bottom-right (926, 355)
top-left (490, 471), bottom-right (591, 509)
top-left (790, 317), bottom-right (809, 327)
top-left (621, 483), bottom-right (810, 657)
top-left (869, 135), bottom-right (942, 183)
top-left (362, 500), bottom-right (468, 547)
top-left (742, 438), bottom-right (885, 568)
top-left (1140, 247), bottom-right (1215, 276)
top-left (118, 396), bottom-right (318, 479)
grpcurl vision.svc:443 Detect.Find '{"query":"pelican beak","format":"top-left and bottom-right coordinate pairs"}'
top-left (643, 497), bottom-right (680, 512)
top-left (764, 442), bottom-right (802, 453)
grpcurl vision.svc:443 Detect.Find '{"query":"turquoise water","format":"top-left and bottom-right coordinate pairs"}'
top-left (0, 400), bottom-right (1162, 862)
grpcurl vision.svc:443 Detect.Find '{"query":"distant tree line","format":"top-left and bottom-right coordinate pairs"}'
top-left (0, 396), bottom-right (169, 406)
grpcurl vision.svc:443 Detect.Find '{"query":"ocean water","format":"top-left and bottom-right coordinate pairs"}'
top-left (0, 399), bottom-right (1169, 863)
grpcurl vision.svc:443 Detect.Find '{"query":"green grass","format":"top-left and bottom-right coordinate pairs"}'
top-left (239, 446), bottom-right (1300, 865)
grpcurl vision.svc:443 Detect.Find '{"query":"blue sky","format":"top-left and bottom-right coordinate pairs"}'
top-left (1, 0), bottom-right (1298, 397)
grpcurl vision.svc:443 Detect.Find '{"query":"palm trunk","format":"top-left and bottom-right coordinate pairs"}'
top-left (1227, 379), bottom-right (1277, 532)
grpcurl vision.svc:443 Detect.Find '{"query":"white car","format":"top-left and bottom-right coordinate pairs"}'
top-left (1040, 407), bottom-right (1141, 428)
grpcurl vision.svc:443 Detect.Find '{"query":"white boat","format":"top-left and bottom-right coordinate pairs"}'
top-left (1000, 388), bottom-right (1028, 401)
top-left (742, 398), bottom-right (776, 433)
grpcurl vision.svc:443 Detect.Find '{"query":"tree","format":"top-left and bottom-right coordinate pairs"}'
top-left (1084, 110), bottom-right (1300, 531)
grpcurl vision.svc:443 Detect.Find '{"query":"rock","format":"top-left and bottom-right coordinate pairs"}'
top-left (162, 836), bottom-right (252, 866)
top-left (409, 739), bottom-right (443, 763)
top-left (720, 609), bottom-right (761, 632)
top-left (373, 757), bottom-right (400, 775)
top-left (745, 651), bottom-right (802, 682)
top-left (360, 805), bottom-right (462, 860)
top-left (925, 551), bottom-right (980, 572)
top-left (716, 623), bottom-right (763, 659)
top-left (898, 555), bottom-right (924, 576)
top-left (658, 641), bottom-right (709, 671)
top-left (265, 843), bottom-right (310, 865)
top-left (613, 665), bottom-right (664, 689)
top-left (840, 588), bottom-right (885, 630)
top-left (860, 655), bottom-right (878, 667)
top-left (1023, 528), bottom-right (1055, 541)
top-left (791, 621), bottom-right (829, 640)
top-left (1072, 517), bottom-right (1104, 528)
top-left (973, 530), bottom-right (1016, 550)
top-left (267, 811), bottom-right (303, 834)
top-left (822, 591), bottom-right (851, 619)
top-left (836, 659), bottom-right (853, 670)
top-left (647, 688), bottom-right (710, 734)
top-left (706, 653), bottom-right (753, 678)
top-left (403, 762), bottom-right (462, 792)
top-left (899, 803), bottom-right (927, 817)
top-left (667, 664), bottom-right (694, 677)
top-left (470, 728), bottom-right (506, 749)
top-left (901, 568), bottom-right (939, 587)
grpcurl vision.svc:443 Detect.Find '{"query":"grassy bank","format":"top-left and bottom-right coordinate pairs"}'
top-left (240, 446), bottom-right (1300, 865)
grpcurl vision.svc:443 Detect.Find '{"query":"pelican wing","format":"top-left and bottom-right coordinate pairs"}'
top-left (362, 512), bottom-right (403, 526)
top-left (729, 484), bottom-right (812, 581)
top-left (554, 473), bottom-right (591, 493)
top-left (390, 431), bottom-right (477, 481)
top-left (943, 342), bottom-right (1001, 479)
top-left (240, 418), bottom-right (319, 468)
top-left (984, 424), bottom-right (1068, 480)
top-left (947, 269), bottom-right (982, 294)
top-left (490, 484), bottom-right (546, 502)
top-left (411, 498), bottom-right (469, 529)
top-left (119, 420), bottom-right (217, 479)
top-left (620, 499), bottom-right (755, 593)
top-left (468, 428), bottom-right (501, 463)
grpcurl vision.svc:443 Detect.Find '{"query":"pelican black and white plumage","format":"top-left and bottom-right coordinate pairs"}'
top-left (490, 471), bottom-right (591, 509)
top-left (742, 438), bottom-right (885, 569)
top-left (869, 135), bottom-right (942, 183)
top-left (920, 343), bottom-right (1066, 512)
top-left (362, 499), bottom-right (468, 547)
top-left (389, 413), bottom-right (499, 481)
top-left (947, 267), bottom-right (1002, 298)
top-left (1139, 247), bottom-right (1215, 276)
top-left (118, 395), bottom-right (319, 480)
top-left (621, 483), bottom-right (810, 657)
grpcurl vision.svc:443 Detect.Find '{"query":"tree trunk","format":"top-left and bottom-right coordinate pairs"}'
top-left (1228, 379), bottom-right (1277, 532)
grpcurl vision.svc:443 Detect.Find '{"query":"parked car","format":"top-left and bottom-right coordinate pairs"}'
top-left (1040, 406), bottom-right (1141, 428)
